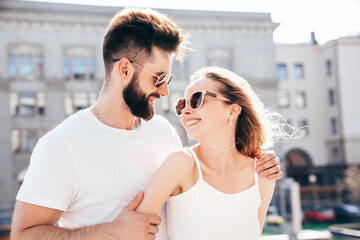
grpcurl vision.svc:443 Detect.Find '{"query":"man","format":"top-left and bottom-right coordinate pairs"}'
top-left (11, 8), bottom-right (282, 240)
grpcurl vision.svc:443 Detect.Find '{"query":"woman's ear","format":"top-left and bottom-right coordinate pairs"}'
top-left (229, 104), bottom-right (242, 120)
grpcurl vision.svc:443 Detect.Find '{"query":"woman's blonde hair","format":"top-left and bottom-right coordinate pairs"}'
top-left (190, 66), bottom-right (296, 156)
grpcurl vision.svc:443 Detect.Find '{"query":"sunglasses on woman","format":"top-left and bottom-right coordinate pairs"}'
top-left (174, 90), bottom-right (229, 116)
top-left (112, 58), bottom-right (173, 88)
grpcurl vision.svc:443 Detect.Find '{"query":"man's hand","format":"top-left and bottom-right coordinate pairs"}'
top-left (253, 148), bottom-right (283, 180)
top-left (107, 191), bottom-right (162, 240)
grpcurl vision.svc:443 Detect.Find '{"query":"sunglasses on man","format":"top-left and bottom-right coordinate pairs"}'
top-left (174, 90), bottom-right (229, 116)
top-left (112, 58), bottom-right (173, 88)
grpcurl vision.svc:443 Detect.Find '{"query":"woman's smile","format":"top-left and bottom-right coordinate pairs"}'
top-left (185, 118), bottom-right (201, 127)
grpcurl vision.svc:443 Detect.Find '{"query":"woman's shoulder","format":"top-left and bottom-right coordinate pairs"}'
top-left (167, 148), bottom-right (193, 160)
top-left (237, 154), bottom-right (275, 198)
top-left (164, 148), bottom-right (197, 172)
top-left (235, 153), bottom-right (256, 171)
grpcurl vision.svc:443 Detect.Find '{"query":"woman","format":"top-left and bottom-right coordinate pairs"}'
top-left (137, 66), bottom-right (290, 239)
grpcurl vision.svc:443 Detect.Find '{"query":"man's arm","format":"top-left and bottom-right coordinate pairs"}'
top-left (254, 148), bottom-right (283, 180)
top-left (11, 193), bottom-right (161, 240)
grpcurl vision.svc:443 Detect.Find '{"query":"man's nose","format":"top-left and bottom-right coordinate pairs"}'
top-left (158, 82), bottom-right (169, 97)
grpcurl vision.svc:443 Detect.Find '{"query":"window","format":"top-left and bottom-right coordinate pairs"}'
top-left (331, 118), bottom-right (337, 135)
top-left (8, 44), bottom-right (43, 80)
top-left (277, 90), bottom-right (290, 108)
top-left (294, 64), bottom-right (304, 79)
top-left (11, 129), bottom-right (45, 154)
top-left (332, 147), bottom-right (340, 164)
top-left (63, 57), bottom-right (71, 79)
top-left (19, 93), bottom-right (36, 116)
top-left (74, 92), bottom-right (88, 111)
top-left (64, 92), bottom-right (97, 115)
top-left (294, 91), bottom-right (307, 109)
top-left (298, 119), bottom-right (309, 136)
top-left (73, 58), bottom-right (87, 80)
top-left (277, 64), bottom-right (287, 80)
top-left (37, 93), bottom-right (46, 115)
top-left (326, 60), bottom-right (332, 76)
top-left (63, 46), bottom-right (96, 80)
top-left (9, 92), bottom-right (45, 117)
top-left (15, 55), bottom-right (43, 79)
top-left (19, 56), bottom-right (33, 77)
top-left (207, 48), bottom-right (232, 70)
top-left (64, 57), bottom-right (95, 80)
top-left (89, 58), bottom-right (96, 79)
top-left (9, 56), bottom-right (17, 77)
top-left (329, 89), bottom-right (335, 105)
top-left (36, 56), bottom-right (44, 79)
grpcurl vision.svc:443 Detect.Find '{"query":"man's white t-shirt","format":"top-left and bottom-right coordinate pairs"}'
top-left (17, 108), bottom-right (183, 239)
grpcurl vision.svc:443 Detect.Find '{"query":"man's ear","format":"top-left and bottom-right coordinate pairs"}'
top-left (115, 58), bottom-right (132, 81)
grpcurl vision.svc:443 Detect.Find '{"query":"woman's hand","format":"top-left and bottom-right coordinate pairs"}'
top-left (254, 148), bottom-right (283, 180)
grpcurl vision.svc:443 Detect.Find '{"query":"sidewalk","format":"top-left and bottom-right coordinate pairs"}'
top-left (261, 229), bottom-right (332, 240)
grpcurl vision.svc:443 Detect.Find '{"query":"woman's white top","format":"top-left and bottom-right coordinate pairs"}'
top-left (166, 148), bottom-right (262, 240)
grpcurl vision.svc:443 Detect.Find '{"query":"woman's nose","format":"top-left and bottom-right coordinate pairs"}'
top-left (182, 100), bottom-right (193, 115)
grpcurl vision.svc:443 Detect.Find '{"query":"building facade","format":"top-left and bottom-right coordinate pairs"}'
top-left (276, 36), bottom-right (360, 206)
top-left (0, 0), bottom-right (279, 210)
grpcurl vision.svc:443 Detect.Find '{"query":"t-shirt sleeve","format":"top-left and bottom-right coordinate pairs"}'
top-left (16, 131), bottom-right (79, 211)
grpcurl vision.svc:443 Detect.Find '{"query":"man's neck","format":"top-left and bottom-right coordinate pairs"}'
top-left (92, 95), bottom-right (138, 130)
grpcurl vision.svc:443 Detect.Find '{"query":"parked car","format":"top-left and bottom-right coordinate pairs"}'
top-left (265, 205), bottom-right (284, 226)
top-left (305, 207), bottom-right (335, 222)
top-left (332, 204), bottom-right (360, 223)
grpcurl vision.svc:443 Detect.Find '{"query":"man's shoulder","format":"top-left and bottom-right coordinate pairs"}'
top-left (54, 109), bottom-right (91, 133)
top-left (41, 109), bottom-right (92, 143)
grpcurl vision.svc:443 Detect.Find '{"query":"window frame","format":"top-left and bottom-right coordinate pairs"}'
top-left (294, 63), bottom-right (304, 79)
top-left (277, 63), bottom-right (287, 80)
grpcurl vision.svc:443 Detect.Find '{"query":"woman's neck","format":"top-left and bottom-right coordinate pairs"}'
top-left (194, 143), bottom-right (240, 175)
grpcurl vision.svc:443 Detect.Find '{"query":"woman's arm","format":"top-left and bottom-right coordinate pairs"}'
top-left (136, 149), bottom-right (195, 215)
top-left (258, 177), bottom-right (276, 232)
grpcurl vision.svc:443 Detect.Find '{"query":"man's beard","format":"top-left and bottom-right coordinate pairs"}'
top-left (123, 72), bottom-right (158, 120)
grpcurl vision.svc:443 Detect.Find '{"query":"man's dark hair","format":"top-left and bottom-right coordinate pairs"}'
top-left (102, 8), bottom-right (187, 85)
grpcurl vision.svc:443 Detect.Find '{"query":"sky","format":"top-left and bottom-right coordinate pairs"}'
top-left (25, 0), bottom-right (360, 44)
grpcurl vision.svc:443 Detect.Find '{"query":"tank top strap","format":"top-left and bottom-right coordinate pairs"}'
top-left (186, 147), bottom-right (203, 179)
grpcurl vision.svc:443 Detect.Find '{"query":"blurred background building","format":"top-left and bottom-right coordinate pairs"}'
top-left (0, 0), bottom-right (359, 223)
top-left (276, 36), bottom-right (360, 208)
